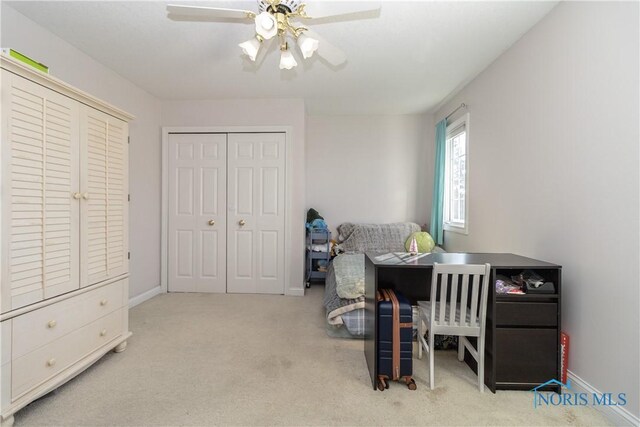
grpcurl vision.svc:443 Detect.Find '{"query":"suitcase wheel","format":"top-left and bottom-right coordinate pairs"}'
top-left (376, 378), bottom-right (387, 392)
top-left (406, 378), bottom-right (417, 391)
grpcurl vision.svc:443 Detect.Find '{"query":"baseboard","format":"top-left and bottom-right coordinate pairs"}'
top-left (567, 370), bottom-right (639, 426)
top-left (129, 285), bottom-right (162, 308)
top-left (286, 288), bottom-right (305, 297)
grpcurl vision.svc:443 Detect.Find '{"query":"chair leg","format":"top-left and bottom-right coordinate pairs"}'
top-left (417, 319), bottom-right (423, 360)
top-left (457, 336), bottom-right (465, 362)
top-left (429, 331), bottom-right (435, 390)
top-left (478, 336), bottom-right (485, 393)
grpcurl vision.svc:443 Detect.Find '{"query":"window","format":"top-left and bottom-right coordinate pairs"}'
top-left (443, 114), bottom-right (469, 234)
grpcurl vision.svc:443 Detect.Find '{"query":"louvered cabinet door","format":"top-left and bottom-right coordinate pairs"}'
top-left (1, 70), bottom-right (80, 313)
top-left (80, 106), bottom-right (129, 287)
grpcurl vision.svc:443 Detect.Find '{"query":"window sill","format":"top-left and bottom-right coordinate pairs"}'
top-left (443, 223), bottom-right (468, 236)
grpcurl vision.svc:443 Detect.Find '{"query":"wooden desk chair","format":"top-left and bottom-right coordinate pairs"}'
top-left (417, 262), bottom-right (491, 392)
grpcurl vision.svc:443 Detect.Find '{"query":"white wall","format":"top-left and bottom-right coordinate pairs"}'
top-left (435, 1), bottom-right (639, 419)
top-left (306, 114), bottom-right (433, 238)
top-left (162, 99), bottom-right (306, 295)
top-left (1, 4), bottom-right (163, 299)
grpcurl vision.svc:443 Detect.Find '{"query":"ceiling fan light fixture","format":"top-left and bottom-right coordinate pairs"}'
top-left (239, 36), bottom-right (263, 61)
top-left (255, 12), bottom-right (277, 39)
top-left (279, 45), bottom-right (297, 70)
top-left (296, 33), bottom-right (319, 59)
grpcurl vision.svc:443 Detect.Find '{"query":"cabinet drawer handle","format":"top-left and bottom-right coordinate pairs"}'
top-left (47, 320), bottom-right (57, 329)
top-left (46, 358), bottom-right (56, 367)
top-left (100, 299), bottom-right (108, 306)
top-left (100, 329), bottom-right (107, 337)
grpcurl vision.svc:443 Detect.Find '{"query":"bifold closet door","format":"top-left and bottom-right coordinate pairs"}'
top-left (168, 133), bottom-right (227, 293)
top-left (227, 133), bottom-right (285, 294)
top-left (1, 70), bottom-right (80, 312)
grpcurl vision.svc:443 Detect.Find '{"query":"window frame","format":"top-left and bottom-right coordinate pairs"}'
top-left (443, 113), bottom-right (469, 235)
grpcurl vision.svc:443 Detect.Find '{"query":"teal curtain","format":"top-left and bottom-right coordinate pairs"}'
top-left (430, 119), bottom-right (447, 245)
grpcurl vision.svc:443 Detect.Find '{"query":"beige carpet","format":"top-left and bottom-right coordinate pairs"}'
top-left (14, 286), bottom-right (610, 426)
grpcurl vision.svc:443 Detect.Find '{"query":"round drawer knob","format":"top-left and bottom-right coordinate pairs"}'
top-left (47, 320), bottom-right (57, 328)
top-left (46, 358), bottom-right (56, 367)
top-left (100, 299), bottom-right (108, 306)
top-left (100, 329), bottom-right (107, 337)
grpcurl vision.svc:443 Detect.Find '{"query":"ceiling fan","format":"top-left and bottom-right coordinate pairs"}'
top-left (166, 0), bottom-right (381, 70)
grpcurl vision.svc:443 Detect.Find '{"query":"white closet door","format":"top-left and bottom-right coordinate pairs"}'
top-left (227, 133), bottom-right (285, 294)
top-left (168, 133), bottom-right (227, 293)
top-left (1, 71), bottom-right (80, 312)
top-left (80, 107), bottom-right (129, 287)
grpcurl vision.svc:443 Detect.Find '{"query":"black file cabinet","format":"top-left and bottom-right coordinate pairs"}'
top-left (486, 267), bottom-right (562, 392)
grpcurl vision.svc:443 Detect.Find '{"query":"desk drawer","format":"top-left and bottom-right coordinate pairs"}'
top-left (11, 308), bottom-right (123, 399)
top-left (496, 302), bottom-right (557, 327)
top-left (495, 328), bottom-right (558, 384)
top-left (12, 280), bottom-right (125, 359)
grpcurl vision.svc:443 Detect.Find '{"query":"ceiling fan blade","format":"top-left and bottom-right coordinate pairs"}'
top-left (167, 4), bottom-right (254, 21)
top-left (301, 2), bottom-right (381, 24)
top-left (304, 30), bottom-right (347, 67)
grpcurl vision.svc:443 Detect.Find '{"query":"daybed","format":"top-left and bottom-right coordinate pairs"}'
top-left (323, 222), bottom-right (443, 338)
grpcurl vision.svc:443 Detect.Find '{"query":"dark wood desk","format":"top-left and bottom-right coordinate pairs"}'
top-left (364, 252), bottom-right (562, 392)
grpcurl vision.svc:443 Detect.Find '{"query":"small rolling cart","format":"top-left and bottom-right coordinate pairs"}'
top-left (305, 229), bottom-right (331, 287)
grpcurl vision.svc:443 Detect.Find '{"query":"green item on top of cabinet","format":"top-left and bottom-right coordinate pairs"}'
top-left (2, 48), bottom-right (49, 73)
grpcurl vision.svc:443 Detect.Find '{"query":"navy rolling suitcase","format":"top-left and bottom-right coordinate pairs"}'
top-left (376, 289), bottom-right (417, 391)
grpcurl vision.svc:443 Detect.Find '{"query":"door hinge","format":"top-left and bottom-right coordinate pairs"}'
top-left (128, 194), bottom-right (130, 202)
top-left (128, 252), bottom-right (130, 260)
top-left (128, 136), bottom-right (130, 144)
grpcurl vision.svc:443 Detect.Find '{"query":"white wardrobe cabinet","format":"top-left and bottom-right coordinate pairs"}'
top-left (0, 54), bottom-right (133, 426)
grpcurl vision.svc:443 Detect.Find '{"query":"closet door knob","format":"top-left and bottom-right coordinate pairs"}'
top-left (100, 299), bottom-right (108, 306)
top-left (47, 320), bottom-right (57, 329)
top-left (82, 192), bottom-right (90, 200)
top-left (72, 192), bottom-right (82, 200)
top-left (238, 219), bottom-right (246, 226)
top-left (208, 220), bottom-right (215, 226)
top-left (46, 358), bottom-right (56, 367)
top-left (100, 329), bottom-right (107, 337)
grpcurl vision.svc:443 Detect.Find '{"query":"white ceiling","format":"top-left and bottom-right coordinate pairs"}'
top-left (6, 1), bottom-right (557, 114)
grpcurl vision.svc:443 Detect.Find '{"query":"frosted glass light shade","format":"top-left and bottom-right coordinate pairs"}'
top-left (297, 33), bottom-right (319, 59)
top-left (255, 12), bottom-right (277, 40)
top-left (239, 38), bottom-right (262, 61)
top-left (279, 49), bottom-right (297, 70)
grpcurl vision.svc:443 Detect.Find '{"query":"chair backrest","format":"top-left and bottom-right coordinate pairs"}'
top-left (429, 263), bottom-right (492, 329)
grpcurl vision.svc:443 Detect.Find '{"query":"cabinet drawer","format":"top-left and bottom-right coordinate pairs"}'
top-left (11, 308), bottom-right (123, 399)
top-left (495, 302), bottom-right (557, 327)
top-left (495, 328), bottom-right (558, 384)
top-left (12, 280), bottom-right (125, 359)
